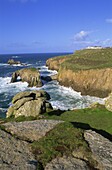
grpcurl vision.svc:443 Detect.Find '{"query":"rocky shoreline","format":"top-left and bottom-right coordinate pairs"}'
top-left (0, 49), bottom-right (112, 169)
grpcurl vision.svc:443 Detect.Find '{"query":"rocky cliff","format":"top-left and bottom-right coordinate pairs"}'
top-left (46, 55), bottom-right (69, 71)
top-left (46, 48), bottom-right (112, 98)
top-left (58, 67), bottom-right (112, 98)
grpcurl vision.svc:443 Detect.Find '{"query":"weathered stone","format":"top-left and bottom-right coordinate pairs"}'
top-left (12, 91), bottom-right (32, 103)
top-left (3, 119), bottom-right (63, 142)
top-left (6, 105), bottom-right (15, 117)
top-left (7, 59), bottom-right (21, 65)
top-left (84, 130), bottom-right (112, 170)
top-left (11, 68), bottom-right (42, 87)
top-left (12, 90), bottom-right (50, 104)
top-left (13, 99), bottom-right (45, 118)
top-left (6, 90), bottom-right (52, 118)
top-left (13, 97), bottom-right (33, 110)
top-left (105, 93), bottom-right (112, 112)
top-left (0, 129), bottom-right (37, 169)
top-left (45, 156), bottom-right (90, 170)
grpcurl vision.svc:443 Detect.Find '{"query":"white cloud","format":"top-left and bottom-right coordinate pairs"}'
top-left (101, 39), bottom-right (112, 45)
top-left (73, 30), bottom-right (91, 41)
top-left (72, 30), bottom-right (112, 47)
top-left (106, 19), bottom-right (112, 23)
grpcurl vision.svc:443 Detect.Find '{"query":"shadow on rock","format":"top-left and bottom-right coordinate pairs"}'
top-left (47, 110), bottom-right (65, 116)
top-left (71, 122), bottom-right (112, 141)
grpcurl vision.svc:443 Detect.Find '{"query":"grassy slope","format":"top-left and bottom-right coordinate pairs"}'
top-left (44, 107), bottom-right (112, 134)
top-left (53, 48), bottom-right (112, 71)
top-left (31, 122), bottom-right (93, 167)
top-left (31, 106), bottom-right (112, 168)
top-left (0, 106), bottom-right (112, 168)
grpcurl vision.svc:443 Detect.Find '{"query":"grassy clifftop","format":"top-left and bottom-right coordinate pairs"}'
top-left (61, 48), bottom-right (112, 71)
top-left (47, 48), bottom-right (112, 71)
top-left (46, 48), bottom-right (112, 98)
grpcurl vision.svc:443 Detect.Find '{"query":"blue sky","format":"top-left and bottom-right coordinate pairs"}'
top-left (0, 0), bottom-right (112, 54)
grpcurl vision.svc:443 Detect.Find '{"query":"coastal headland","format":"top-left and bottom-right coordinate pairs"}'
top-left (46, 48), bottom-right (112, 98)
top-left (0, 48), bottom-right (112, 169)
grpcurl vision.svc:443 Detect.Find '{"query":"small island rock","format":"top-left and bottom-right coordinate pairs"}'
top-left (8, 59), bottom-right (22, 65)
top-left (11, 68), bottom-right (43, 87)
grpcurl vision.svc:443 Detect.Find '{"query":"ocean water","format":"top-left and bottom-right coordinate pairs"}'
top-left (0, 53), bottom-right (105, 118)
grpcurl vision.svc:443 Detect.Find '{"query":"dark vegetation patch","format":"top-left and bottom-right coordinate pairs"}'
top-left (31, 122), bottom-right (97, 168)
top-left (0, 115), bottom-right (38, 124)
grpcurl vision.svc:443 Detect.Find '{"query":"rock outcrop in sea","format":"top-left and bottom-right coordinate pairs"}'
top-left (6, 90), bottom-right (52, 118)
top-left (105, 92), bottom-right (112, 111)
top-left (7, 59), bottom-right (23, 65)
top-left (11, 68), bottom-right (43, 87)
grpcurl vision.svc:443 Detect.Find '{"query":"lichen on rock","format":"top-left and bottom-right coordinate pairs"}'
top-left (6, 90), bottom-right (52, 118)
top-left (105, 92), bottom-right (112, 112)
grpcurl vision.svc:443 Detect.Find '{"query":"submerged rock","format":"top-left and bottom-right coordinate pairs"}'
top-left (6, 90), bottom-right (52, 118)
top-left (11, 68), bottom-right (42, 87)
top-left (41, 74), bottom-right (58, 82)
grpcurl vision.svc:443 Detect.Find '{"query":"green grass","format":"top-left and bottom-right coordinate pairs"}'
top-left (44, 106), bottom-right (112, 134)
top-left (0, 115), bottom-right (38, 124)
top-left (31, 122), bottom-right (96, 168)
top-left (29, 67), bottom-right (37, 71)
top-left (53, 48), bottom-right (112, 71)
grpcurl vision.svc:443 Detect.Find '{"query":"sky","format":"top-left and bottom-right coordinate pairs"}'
top-left (0, 0), bottom-right (112, 54)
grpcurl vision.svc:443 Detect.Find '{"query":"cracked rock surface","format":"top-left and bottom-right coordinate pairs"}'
top-left (84, 130), bottom-right (112, 170)
top-left (0, 129), bottom-right (37, 170)
top-left (45, 156), bottom-right (90, 170)
top-left (3, 119), bottom-right (63, 142)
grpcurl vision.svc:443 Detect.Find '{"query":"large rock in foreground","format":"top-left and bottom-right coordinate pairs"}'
top-left (45, 156), bottom-right (90, 170)
top-left (3, 119), bottom-right (63, 142)
top-left (0, 129), bottom-right (37, 170)
top-left (84, 130), bottom-right (112, 170)
top-left (11, 68), bottom-right (42, 87)
top-left (6, 90), bottom-right (52, 118)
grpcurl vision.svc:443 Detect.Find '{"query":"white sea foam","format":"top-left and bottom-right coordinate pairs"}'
top-left (11, 64), bottom-right (23, 67)
top-left (0, 72), bottom-right (105, 112)
top-left (39, 66), bottom-right (58, 77)
top-left (12, 56), bottom-right (20, 58)
top-left (41, 81), bottom-right (105, 110)
top-left (0, 63), bottom-right (9, 66)
top-left (0, 77), bottom-right (28, 94)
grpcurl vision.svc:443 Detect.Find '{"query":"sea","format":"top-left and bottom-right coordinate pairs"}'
top-left (0, 53), bottom-right (105, 118)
